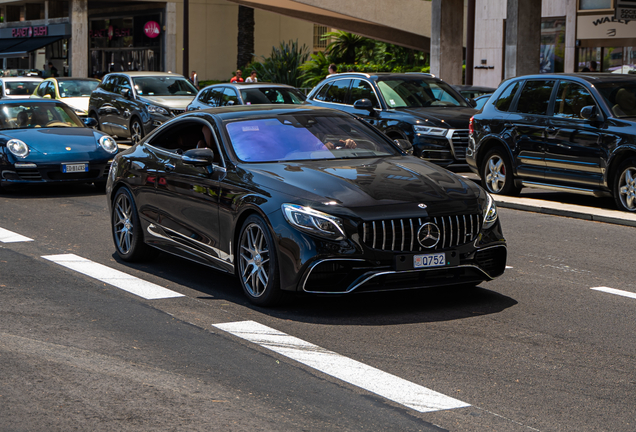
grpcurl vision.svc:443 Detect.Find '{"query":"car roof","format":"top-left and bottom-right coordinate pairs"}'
top-left (206, 82), bottom-right (297, 89)
top-left (108, 71), bottom-right (185, 78)
top-left (46, 77), bottom-right (100, 82)
top-left (454, 85), bottom-right (496, 91)
top-left (185, 104), bottom-right (349, 121)
top-left (509, 72), bottom-right (636, 85)
top-left (1, 76), bottom-right (43, 81)
top-left (323, 72), bottom-right (439, 80)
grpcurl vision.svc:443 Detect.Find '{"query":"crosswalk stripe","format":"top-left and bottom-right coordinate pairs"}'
top-left (42, 253), bottom-right (184, 300)
top-left (591, 286), bottom-right (636, 300)
top-left (213, 320), bottom-right (470, 413)
top-left (0, 227), bottom-right (33, 243)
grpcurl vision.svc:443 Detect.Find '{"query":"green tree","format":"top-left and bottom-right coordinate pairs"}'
top-left (237, 6), bottom-right (255, 69)
top-left (251, 40), bottom-right (310, 87)
top-left (324, 30), bottom-right (367, 64)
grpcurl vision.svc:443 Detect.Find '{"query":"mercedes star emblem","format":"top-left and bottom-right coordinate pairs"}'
top-left (418, 203), bottom-right (427, 209)
top-left (417, 222), bottom-right (440, 248)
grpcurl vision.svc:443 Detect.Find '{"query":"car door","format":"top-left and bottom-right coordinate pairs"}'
top-left (109, 76), bottom-right (138, 138)
top-left (349, 79), bottom-right (382, 127)
top-left (96, 75), bottom-right (120, 135)
top-left (505, 79), bottom-right (556, 181)
top-left (149, 119), bottom-right (226, 268)
top-left (544, 80), bottom-right (606, 188)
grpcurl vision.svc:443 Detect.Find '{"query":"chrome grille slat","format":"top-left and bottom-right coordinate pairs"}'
top-left (381, 221), bottom-right (386, 250)
top-left (391, 220), bottom-right (395, 251)
top-left (372, 221), bottom-right (376, 249)
top-left (400, 220), bottom-right (405, 251)
top-left (409, 219), bottom-right (414, 251)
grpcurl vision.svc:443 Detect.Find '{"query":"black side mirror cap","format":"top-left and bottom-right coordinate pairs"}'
top-left (468, 98), bottom-right (477, 108)
top-left (83, 117), bottom-right (98, 128)
top-left (580, 105), bottom-right (600, 121)
top-left (120, 88), bottom-right (131, 98)
top-left (353, 98), bottom-right (374, 112)
top-left (394, 138), bottom-right (414, 155)
top-left (183, 148), bottom-right (216, 167)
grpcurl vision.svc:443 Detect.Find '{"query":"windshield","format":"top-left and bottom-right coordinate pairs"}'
top-left (58, 79), bottom-right (100, 98)
top-left (132, 76), bottom-right (197, 96)
top-left (377, 77), bottom-right (469, 108)
top-left (240, 87), bottom-right (306, 105)
top-left (0, 102), bottom-right (84, 129)
top-left (595, 82), bottom-right (636, 118)
top-left (225, 114), bottom-right (401, 162)
top-left (4, 81), bottom-right (40, 96)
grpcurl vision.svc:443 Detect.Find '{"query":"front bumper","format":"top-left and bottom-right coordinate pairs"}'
top-left (412, 129), bottom-right (470, 166)
top-left (1, 161), bottom-right (112, 185)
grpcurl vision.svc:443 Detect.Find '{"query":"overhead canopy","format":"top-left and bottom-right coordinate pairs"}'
top-left (0, 36), bottom-right (64, 59)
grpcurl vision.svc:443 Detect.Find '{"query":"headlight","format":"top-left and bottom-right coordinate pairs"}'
top-left (282, 203), bottom-right (346, 241)
top-left (98, 136), bottom-right (118, 153)
top-left (147, 104), bottom-right (170, 116)
top-left (482, 192), bottom-right (498, 229)
top-left (7, 139), bottom-right (29, 158)
top-left (413, 125), bottom-right (447, 136)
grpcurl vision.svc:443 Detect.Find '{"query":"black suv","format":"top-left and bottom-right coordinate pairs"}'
top-left (467, 73), bottom-right (636, 212)
top-left (305, 73), bottom-right (477, 166)
top-left (88, 72), bottom-right (197, 144)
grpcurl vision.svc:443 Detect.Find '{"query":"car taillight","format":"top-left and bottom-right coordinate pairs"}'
top-left (468, 116), bottom-right (474, 136)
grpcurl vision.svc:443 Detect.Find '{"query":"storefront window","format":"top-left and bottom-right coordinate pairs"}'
top-left (577, 47), bottom-right (601, 71)
top-left (540, 18), bottom-right (566, 73)
top-left (578, 0), bottom-right (613, 10)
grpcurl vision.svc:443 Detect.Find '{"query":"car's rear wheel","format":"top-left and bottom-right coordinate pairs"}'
top-left (614, 158), bottom-right (636, 212)
top-left (237, 215), bottom-right (284, 306)
top-left (480, 147), bottom-right (520, 195)
top-left (111, 187), bottom-right (157, 261)
top-left (130, 118), bottom-right (144, 145)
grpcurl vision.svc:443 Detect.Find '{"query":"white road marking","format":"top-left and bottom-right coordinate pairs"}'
top-left (0, 227), bottom-right (33, 243)
top-left (506, 266), bottom-right (513, 269)
top-left (213, 320), bottom-right (470, 413)
top-left (591, 286), bottom-right (636, 300)
top-left (42, 253), bottom-right (184, 300)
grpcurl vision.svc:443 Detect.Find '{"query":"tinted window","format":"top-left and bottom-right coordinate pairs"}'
top-left (240, 87), bottom-right (305, 105)
top-left (0, 102), bottom-right (83, 129)
top-left (377, 77), bottom-right (468, 108)
top-left (554, 81), bottom-right (596, 119)
top-left (132, 76), bottom-right (197, 96)
top-left (35, 81), bottom-right (48, 97)
top-left (101, 76), bottom-right (117, 93)
top-left (350, 79), bottom-right (380, 108)
top-left (324, 79), bottom-right (351, 104)
top-left (207, 89), bottom-right (223, 106)
top-left (45, 81), bottom-right (56, 98)
top-left (313, 83), bottom-right (332, 101)
top-left (494, 81), bottom-right (520, 112)
top-left (4, 81), bottom-right (39, 96)
top-left (197, 89), bottom-right (210, 103)
top-left (58, 79), bottom-right (99, 98)
top-left (220, 88), bottom-right (238, 106)
top-left (516, 80), bottom-right (555, 115)
top-left (595, 81), bottom-right (636, 118)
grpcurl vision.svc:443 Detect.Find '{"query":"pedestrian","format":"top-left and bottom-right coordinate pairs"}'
top-left (328, 64), bottom-right (337, 76)
top-left (48, 62), bottom-right (58, 77)
top-left (230, 69), bottom-right (243, 83)
top-left (42, 63), bottom-right (49, 78)
top-left (245, 70), bottom-right (258, 83)
top-left (589, 61), bottom-right (598, 72)
top-left (189, 70), bottom-right (199, 89)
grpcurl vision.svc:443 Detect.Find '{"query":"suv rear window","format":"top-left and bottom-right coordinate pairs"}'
top-left (515, 80), bottom-right (555, 115)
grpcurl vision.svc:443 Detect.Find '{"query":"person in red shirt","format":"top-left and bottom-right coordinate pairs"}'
top-left (230, 69), bottom-right (243, 83)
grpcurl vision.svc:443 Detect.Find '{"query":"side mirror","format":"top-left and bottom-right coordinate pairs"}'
top-left (83, 117), bottom-right (98, 128)
top-left (120, 88), bottom-right (131, 99)
top-left (183, 148), bottom-right (215, 167)
top-left (43, 94), bottom-right (52, 99)
top-left (353, 98), bottom-right (375, 113)
top-left (394, 138), bottom-right (414, 155)
top-left (580, 105), bottom-right (600, 121)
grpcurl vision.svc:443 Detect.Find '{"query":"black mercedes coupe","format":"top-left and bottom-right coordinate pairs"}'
top-left (107, 105), bottom-right (506, 306)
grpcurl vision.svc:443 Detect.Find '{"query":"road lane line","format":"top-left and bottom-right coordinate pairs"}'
top-left (591, 287), bottom-right (636, 300)
top-left (42, 253), bottom-right (184, 300)
top-left (213, 320), bottom-right (470, 413)
top-left (0, 227), bottom-right (33, 243)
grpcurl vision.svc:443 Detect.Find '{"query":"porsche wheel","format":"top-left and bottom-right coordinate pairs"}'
top-left (614, 158), bottom-right (636, 212)
top-left (480, 147), bottom-right (521, 195)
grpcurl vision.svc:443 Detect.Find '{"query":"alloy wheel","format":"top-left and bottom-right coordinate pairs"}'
top-left (618, 165), bottom-right (636, 211)
top-left (485, 155), bottom-right (506, 193)
top-left (113, 192), bottom-right (134, 254)
top-left (239, 222), bottom-right (271, 298)
top-left (131, 121), bottom-right (143, 145)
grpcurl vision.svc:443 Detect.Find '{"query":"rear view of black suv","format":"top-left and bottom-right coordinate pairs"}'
top-left (305, 73), bottom-right (477, 166)
top-left (467, 73), bottom-right (636, 212)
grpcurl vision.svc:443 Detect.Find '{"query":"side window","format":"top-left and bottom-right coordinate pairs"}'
top-left (350, 80), bottom-right (380, 108)
top-left (324, 79), bottom-right (351, 104)
top-left (515, 80), bottom-right (555, 115)
top-left (36, 82), bottom-right (46, 97)
top-left (208, 89), bottom-right (223, 106)
top-left (101, 76), bottom-right (116, 93)
top-left (221, 88), bottom-right (238, 106)
top-left (495, 81), bottom-right (520, 112)
top-left (313, 83), bottom-right (332, 102)
top-left (119, 77), bottom-right (132, 94)
top-left (554, 81), bottom-right (596, 119)
top-left (198, 89), bottom-right (210, 103)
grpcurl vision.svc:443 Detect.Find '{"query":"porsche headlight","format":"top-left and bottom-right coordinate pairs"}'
top-left (282, 204), bottom-right (345, 241)
top-left (7, 139), bottom-right (29, 158)
top-left (413, 125), bottom-right (447, 136)
top-left (482, 192), bottom-right (498, 230)
top-left (98, 136), bottom-right (118, 153)
top-left (147, 104), bottom-right (170, 116)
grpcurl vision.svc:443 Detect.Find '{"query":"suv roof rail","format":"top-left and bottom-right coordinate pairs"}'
top-left (328, 72), bottom-right (371, 78)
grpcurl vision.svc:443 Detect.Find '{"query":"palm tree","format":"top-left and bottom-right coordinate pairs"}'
top-left (237, 6), bottom-right (255, 70)
top-left (324, 30), bottom-right (367, 64)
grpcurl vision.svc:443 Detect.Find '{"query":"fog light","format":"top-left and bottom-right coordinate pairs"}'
top-left (14, 162), bottom-right (37, 168)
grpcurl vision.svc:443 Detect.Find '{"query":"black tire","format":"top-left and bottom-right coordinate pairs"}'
top-left (111, 187), bottom-right (157, 262)
top-left (613, 157), bottom-right (636, 212)
top-left (130, 118), bottom-right (144, 145)
top-left (93, 181), bottom-right (107, 193)
top-left (237, 214), bottom-right (284, 306)
top-left (89, 112), bottom-right (101, 130)
top-left (480, 147), bottom-right (521, 195)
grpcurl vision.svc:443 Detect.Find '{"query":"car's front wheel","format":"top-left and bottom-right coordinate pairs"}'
top-left (130, 118), bottom-right (144, 145)
top-left (111, 187), bottom-right (157, 261)
top-left (614, 158), bottom-right (636, 212)
top-left (237, 215), bottom-right (284, 306)
top-left (480, 147), bottom-right (520, 195)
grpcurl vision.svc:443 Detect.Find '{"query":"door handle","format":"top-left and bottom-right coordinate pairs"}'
top-left (164, 163), bottom-right (175, 172)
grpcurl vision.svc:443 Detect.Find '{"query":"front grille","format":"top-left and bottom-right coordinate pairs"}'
top-left (360, 214), bottom-right (481, 252)
top-left (449, 130), bottom-right (469, 161)
top-left (172, 109), bottom-right (185, 116)
top-left (16, 169), bottom-right (42, 180)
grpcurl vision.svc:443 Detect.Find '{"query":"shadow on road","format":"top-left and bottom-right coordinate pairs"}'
top-left (0, 182), bottom-right (105, 199)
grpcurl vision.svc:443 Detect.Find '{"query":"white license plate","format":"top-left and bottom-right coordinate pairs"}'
top-left (63, 163), bottom-right (88, 173)
top-left (414, 252), bottom-right (446, 268)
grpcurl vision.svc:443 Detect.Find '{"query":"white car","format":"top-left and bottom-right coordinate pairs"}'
top-left (0, 76), bottom-right (43, 99)
top-left (31, 77), bottom-right (100, 117)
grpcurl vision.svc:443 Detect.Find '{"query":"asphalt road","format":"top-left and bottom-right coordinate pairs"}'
top-left (1, 182), bottom-right (635, 431)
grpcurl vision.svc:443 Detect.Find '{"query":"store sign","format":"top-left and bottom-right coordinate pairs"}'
top-left (144, 21), bottom-right (160, 38)
top-left (89, 27), bottom-right (131, 39)
top-left (616, 0), bottom-right (636, 20)
top-left (11, 26), bottom-right (48, 38)
top-left (577, 14), bottom-right (636, 39)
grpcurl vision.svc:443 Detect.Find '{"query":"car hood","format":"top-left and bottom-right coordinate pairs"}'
top-left (60, 97), bottom-right (89, 112)
top-left (394, 106), bottom-right (477, 129)
top-left (246, 156), bottom-right (483, 219)
top-left (1, 128), bottom-right (112, 162)
top-left (138, 95), bottom-right (195, 109)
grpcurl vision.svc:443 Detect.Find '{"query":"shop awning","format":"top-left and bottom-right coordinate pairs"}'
top-left (0, 36), bottom-right (64, 58)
